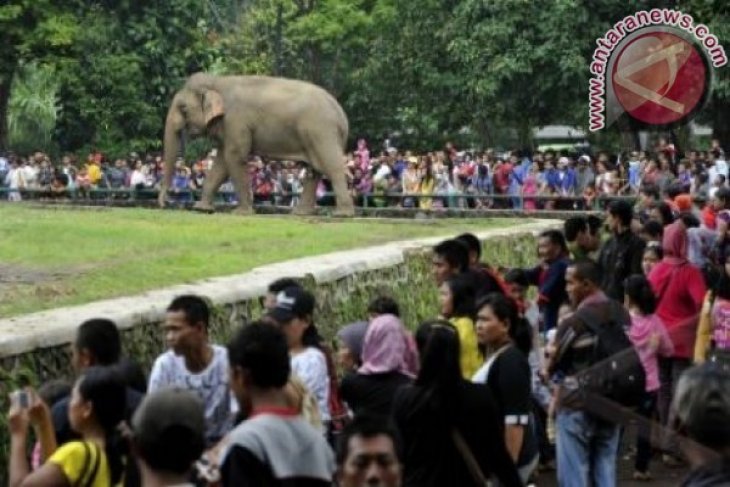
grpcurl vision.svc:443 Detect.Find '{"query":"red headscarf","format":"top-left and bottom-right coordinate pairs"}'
top-left (662, 221), bottom-right (688, 266)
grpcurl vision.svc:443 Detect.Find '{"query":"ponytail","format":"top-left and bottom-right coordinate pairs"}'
top-left (476, 293), bottom-right (533, 356)
top-left (623, 274), bottom-right (657, 315)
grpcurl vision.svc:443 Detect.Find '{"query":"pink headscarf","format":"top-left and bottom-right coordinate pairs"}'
top-left (358, 314), bottom-right (419, 378)
top-left (662, 221), bottom-right (688, 266)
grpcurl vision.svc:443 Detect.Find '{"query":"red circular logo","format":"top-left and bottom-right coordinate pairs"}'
top-left (612, 31), bottom-right (707, 125)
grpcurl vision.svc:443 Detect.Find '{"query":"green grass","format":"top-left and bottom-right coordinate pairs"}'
top-left (0, 205), bottom-right (526, 318)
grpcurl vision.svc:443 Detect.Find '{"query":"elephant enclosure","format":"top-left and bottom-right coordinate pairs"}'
top-left (0, 205), bottom-right (521, 318)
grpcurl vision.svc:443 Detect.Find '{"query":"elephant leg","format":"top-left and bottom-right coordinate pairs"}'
top-left (306, 137), bottom-right (355, 217)
top-left (293, 169), bottom-right (319, 215)
top-left (194, 151), bottom-right (227, 212)
top-left (224, 139), bottom-right (254, 215)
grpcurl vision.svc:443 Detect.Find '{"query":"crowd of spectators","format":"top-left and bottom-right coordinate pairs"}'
top-left (2, 136), bottom-right (728, 210)
top-left (8, 194), bottom-right (730, 486)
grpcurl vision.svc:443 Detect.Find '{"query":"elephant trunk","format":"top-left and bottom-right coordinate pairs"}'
top-left (160, 95), bottom-right (183, 207)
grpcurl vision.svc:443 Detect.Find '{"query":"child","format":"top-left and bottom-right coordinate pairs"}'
top-left (624, 274), bottom-right (673, 481)
top-left (642, 243), bottom-right (663, 276)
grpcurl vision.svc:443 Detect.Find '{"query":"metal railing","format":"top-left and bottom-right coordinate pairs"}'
top-left (0, 186), bottom-right (646, 211)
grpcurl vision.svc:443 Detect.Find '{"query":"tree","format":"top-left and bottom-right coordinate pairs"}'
top-left (0, 1), bottom-right (78, 150)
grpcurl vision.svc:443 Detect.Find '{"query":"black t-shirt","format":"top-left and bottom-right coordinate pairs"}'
top-left (485, 345), bottom-right (538, 467)
top-left (392, 381), bottom-right (522, 487)
top-left (340, 371), bottom-right (411, 417)
top-left (463, 267), bottom-right (505, 301)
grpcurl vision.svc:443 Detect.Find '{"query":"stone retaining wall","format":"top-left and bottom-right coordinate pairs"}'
top-left (0, 219), bottom-right (556, 478)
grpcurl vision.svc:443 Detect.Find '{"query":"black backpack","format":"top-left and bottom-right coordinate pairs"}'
top-left (573, 302), bottom-right (646, 409)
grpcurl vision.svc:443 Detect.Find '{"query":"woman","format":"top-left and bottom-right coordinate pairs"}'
top-left (9, 367), bottom-right (127, 487)
top-left (419, 161), bottom-right (435, 210)
top-left (642, 243), bottom-right (663, 276)
top-left (439, 275), bottom-right (482, 378)
top-left (340, 314), bottom-right (415, 416)
top-left (695, 254), bottom-right (730, 363)
top-left (648, 221), bottom-right (707, 463)
top-left (335, 320), bottom-right (369, 372)
top-left (392, 320), bottom-right (522, 487)
top-left (473, 293), bottom-right (539, 484)
top-left (270, 287), bottom-right (331, 427)
top-left (624, 275), bottom-right (674, 480)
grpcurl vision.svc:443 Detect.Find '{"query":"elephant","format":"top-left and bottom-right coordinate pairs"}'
top-left (159, 73), bottom-right (355, 216)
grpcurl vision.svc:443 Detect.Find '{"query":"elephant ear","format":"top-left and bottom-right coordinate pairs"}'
top-left (202, 90), bottom-right (225, 127)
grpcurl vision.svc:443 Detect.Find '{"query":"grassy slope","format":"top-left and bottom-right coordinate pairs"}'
top-left (0, 205), bottom-right (524, 317)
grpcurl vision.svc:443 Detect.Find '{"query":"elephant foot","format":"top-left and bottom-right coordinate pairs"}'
top-left (192, 202), bottom-right (216, 214)
top-left (332, 207), bottom-right (355, 217)
top-left (292, 205), bottom-right (316, 216)
top-left (232, 206), bottom-right (254, 216)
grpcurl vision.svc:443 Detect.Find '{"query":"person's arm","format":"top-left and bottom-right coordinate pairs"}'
top-left (473, 389), bottom-right (523, 487)
top-left (8, 403), bottom-right (30, 487)
top-left (538, 260), bottom-right (567, 304)
top-left (686, 267), bottom-right (708, 311)
top-left (629, 238), bottom-right (647, 275)
top-left (28, 392), bottom-right (57, 465)
top-left (495, 352), bottom-right (531, 464)
top-left (221, 445), bottom-right (274, 487)
top-left (147, 356), bottom-right (167, 393)
top-left (694, 292), bottom-right (713, 363)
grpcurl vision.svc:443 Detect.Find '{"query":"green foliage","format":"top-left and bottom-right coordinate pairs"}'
top-left (8, 63), bottom-right (59, 153)
top-left (4, 0), bottom-right (730, 153)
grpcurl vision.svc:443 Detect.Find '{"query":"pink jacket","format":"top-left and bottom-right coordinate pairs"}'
top-left (628, 313), bottom-right (674, 392)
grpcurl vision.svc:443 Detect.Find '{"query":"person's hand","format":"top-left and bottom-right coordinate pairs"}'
top-left (27, 389), bottom-right (51, 427)
top-left (7, 394), bottom-right (30, 437)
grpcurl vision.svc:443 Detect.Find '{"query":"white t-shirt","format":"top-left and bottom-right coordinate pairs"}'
top-left (148, 345), bottom-right (237, 443)
top-left (291, 347), bottom-right (330, 422)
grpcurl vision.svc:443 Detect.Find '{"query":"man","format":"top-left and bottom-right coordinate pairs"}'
top-left (522, 230), bottom-right (570, 331)
top-left (597, 200), bottom-right (646, 300)
top-left (564, 216), bottom-right (601, 261)
top-left (130, 388), bottom-right (206, 487)
top-left (431, 239), bottom-right (470, 287)
top-left (336, 415), bottom-right (403, 487)
top-left (673, 364), bottom-right (730, 486)
top-left (455, 232), bottom-right (507, 298)
top-left (52, 318), bottom-right (144, 445)
top-left (220, 322), bottom-right (335, 486)
top-left (549, 260), bottom-right (626, 487)
top-left (148, 295), bottom-right (236, 447)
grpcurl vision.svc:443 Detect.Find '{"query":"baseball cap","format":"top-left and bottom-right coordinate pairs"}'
top-left (672, 363), bottom-right (730, 449)
top-left (132, 388), bottom-right (205, 452)
top-left (267, 286), bottom-right (315, 324)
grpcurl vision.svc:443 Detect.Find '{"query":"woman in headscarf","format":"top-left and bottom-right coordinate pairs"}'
top-left (339, 314), bottom-right (417, 417)
top-left (648, 220), bottom-right (706, 462)
top-left (335, 321), bottom-right (369, 372)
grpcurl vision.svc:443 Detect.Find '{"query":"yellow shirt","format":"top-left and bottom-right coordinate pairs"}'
top-left (86, 164), bottom-right (101, 185)
top-left (48, 441), bottom-right (110, 487)
top-left (450, 316), bottom-right (483, 379)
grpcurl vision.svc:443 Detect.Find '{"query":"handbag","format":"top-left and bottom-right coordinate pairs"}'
top-left (451, 429), bottom-right (491, 487)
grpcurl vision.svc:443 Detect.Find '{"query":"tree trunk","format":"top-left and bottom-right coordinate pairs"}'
top-left (0, 70), bottom-right (14, 152)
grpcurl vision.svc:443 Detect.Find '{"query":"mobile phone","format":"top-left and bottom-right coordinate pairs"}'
top-left (14, 390), bottom-right (29, 409)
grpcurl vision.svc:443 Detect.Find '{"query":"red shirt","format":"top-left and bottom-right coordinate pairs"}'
top-left (648, 262), bottom-right (706, 358)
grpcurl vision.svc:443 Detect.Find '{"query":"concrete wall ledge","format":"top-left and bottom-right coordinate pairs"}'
top-left (0, 219), bottom-right (558, 357)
